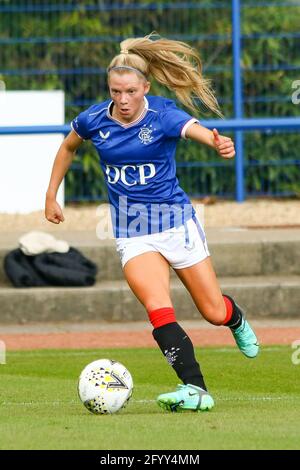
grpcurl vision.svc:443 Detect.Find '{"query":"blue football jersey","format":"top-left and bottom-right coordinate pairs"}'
top-left (71, 95), bottom-right (199, 237)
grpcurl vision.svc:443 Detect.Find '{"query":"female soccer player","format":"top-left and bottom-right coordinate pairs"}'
top-left (45, 33), bottom-right (259, 412)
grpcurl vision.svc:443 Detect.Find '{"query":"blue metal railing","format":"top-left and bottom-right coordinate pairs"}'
top-left (1, 118), bottom-right (300, 136)
top-left (0, 2), bottom-right (230, 14)
top-left (1, 118), bottom-right (299, 201)
top-left (0, 1), bottom-right (299, 14)
top-left (232, 0), bottom-right (244, 201)
top-left (1, 0), bottom-right (300, 201)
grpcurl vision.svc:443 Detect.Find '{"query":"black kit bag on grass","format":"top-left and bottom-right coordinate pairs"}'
top-left (4, 247), bottom-right (97, 287)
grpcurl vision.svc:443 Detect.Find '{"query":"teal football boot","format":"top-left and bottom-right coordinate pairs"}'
top-left (231, 317), bottom-right (259, 358)
top-left (157, 384), bottom-right (214, 412)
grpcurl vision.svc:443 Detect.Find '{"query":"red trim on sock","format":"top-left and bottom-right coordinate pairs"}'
top-left (222, 295), bottom-right (233, 325)
top-left (147, 307), bottom-right (176, 329)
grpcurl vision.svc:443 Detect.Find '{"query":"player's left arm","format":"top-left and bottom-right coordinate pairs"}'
top-left (185, 123), bottom-right (235, 159)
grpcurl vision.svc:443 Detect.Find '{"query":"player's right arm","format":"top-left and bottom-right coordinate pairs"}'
top-left (45, 130), bottom-right (83, 224)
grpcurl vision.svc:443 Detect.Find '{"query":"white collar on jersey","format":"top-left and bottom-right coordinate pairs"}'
top-left (107, 96), bottom-right (149, 128)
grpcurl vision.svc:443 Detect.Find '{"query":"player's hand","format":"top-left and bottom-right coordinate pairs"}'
top-left (213, 128), bottom-right (235, 159)
top-left (45, 198), bottom-right (65, 224)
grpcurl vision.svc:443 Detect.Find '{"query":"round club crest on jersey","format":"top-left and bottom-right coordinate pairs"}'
top-left (138, 126), bottom-right (153, 144)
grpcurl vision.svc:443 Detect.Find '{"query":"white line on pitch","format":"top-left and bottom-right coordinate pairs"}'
top-left (0, 396), bottom-right (298, 406)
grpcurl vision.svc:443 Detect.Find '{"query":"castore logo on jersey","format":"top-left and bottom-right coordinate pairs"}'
top-left (99, 130), bottom-right (110, 139)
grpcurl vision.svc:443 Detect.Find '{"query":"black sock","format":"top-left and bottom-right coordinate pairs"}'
top-left (223, 294), bottom-right (243, 330)
top-left (152, 322), bottom-right (207, 391)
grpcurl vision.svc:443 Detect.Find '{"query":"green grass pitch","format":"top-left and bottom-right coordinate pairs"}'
top-left (0, 346), bottom-right (299, 450)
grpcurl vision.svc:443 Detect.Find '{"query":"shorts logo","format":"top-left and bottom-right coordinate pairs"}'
top-left (138, 126), bottom-right (153, 144)
top-left (185, 240), bottom-right (196, 251)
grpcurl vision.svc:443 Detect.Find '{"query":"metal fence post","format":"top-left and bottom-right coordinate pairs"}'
top-left (232, 0), bottom-right (245, 202)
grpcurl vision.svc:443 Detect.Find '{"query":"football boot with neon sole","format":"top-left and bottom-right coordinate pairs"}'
top-left (231, 317), bottom-right (259, 358)
top-left (157, 384), bottom-right (214, 412)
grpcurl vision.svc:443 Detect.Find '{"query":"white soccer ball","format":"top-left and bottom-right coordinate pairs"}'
top-left (78, 358), bottom-right (133, 414)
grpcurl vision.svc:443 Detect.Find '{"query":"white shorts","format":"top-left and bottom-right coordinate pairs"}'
top-left (115, 215), bottom-right (210, 269)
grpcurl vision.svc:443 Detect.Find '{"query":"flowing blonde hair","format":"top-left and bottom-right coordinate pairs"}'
top-left (107, 32), bottom-right (222, 117)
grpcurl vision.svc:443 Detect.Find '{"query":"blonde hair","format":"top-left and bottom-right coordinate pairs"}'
top-left (107, 32), bottom-right (222, 117)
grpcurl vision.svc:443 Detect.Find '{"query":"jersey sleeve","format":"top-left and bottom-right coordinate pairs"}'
top-left (70, 109), bottom-right (91, 140)
top-left (159, 99), bottom-right (199, 139)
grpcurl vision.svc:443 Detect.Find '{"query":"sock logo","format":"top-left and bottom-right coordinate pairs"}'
top-left (164, 347), bottom-right (180, 366)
